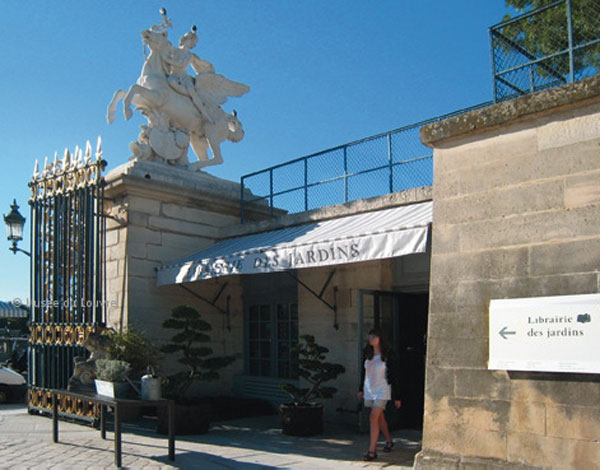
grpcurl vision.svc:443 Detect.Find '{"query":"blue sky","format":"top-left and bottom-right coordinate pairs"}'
top-left (0, 1), bottom-right (508, 302)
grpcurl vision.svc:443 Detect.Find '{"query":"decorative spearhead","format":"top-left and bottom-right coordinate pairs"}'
top-left (52, 152), bottom-right (59, 175)
top-left (96, 136), bottom-right (103, 161)
top-left (33, 159), bottom-right (39, 180)
top-left (42, 156), bottom-right (49, 177)
top-left (63, 148), bottom-right (71, 170)
top-left (52, 152), bottom-right (59, 173)
top-left (85, 140), bottom-right (93, 164)
top-left (72, 146), bottom-right (80, 167)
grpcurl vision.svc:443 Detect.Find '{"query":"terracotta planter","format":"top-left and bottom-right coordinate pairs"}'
top-left (280, 402), bottom-right (323, 436)
top-left (156, 401), bottom-right (212, 435)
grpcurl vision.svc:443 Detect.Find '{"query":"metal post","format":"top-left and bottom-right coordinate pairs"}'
top-left (28, 201), bottom-right (34, 398)
top-left (52, 392), bottom-right (58, 442)
top-left (566, 0), bottom-right (574, 83)
top-left (240, 178), bottom-right (245, 224)
top-left (101, 182), bottom-right (106, 327)
top-left (114, 402), bottom-right (122, 468)
top-left (489, 28), bottom-right (498, 102)
top-left (269, 169), bottom-right (274, 217)
top-left (343, 147), bottom-right (348, 203)
top-left (357, 290), bottom-right (364, 381)
top-left (168, 400), bottom-right (175, 460)
top-left (100, 404), bottom-right (106, 439)
top-left (387, 134), bottom-right (393, 193)
top-left (303, 158), bottom-right (308, 211)
top-left (529, 66), bottom-right (535, 93)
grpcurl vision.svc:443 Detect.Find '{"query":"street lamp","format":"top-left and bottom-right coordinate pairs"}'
top-left (4, 199), bottom-right (30, 257)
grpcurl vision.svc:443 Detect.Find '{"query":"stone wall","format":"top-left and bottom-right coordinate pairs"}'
top-left (416, 76), bottom-right (600, 470)
top-left (103, 159), bottom-right (269, 396)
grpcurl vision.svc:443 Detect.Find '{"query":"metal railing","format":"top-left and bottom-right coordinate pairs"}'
top-left (241, 0), bottom-right (600, 222)
top-left (490, 0), bottom-right (600, 102)
top-left (240, 103), bottom-right (492, 222)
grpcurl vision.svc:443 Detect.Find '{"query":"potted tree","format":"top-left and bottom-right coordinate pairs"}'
top-left (280, 334), bottom-right (345, 436)
top-left (157, 305), bottom-right (237, 435)
top-left (108, 328), bottom-right (162, 382)
top-left (106, 328), bottom-right (163, 420)
top-left (94, 359), bottom-right (131, 398)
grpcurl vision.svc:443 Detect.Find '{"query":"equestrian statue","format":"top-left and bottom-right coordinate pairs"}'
top-left (107, 9), bottom-right (250, 170)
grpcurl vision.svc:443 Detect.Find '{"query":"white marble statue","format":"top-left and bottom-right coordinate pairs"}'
top-left (107, 9), bottom-right (249, 170)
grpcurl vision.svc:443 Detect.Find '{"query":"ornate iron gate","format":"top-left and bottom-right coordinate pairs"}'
top-left (27, 139), bottom-right (107, 420)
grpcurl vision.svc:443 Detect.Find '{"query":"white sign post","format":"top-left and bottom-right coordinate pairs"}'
top-left (489, 293), bottom-right (600, 374)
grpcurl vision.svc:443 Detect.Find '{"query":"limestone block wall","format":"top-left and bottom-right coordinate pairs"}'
top-left (103, 159), bottom-right (267, 396)
top-left (417, 77), bottom-right (600, 470)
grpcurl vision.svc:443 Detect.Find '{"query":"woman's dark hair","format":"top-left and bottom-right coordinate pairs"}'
top-left (363, 327), bottom-right (392, 361)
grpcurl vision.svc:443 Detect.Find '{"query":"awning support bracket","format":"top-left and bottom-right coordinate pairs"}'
top-left (179, 283), bottom-right (230, 318)
top-left (319, 269), bottom-right (336, 298)
top-left (225, 295), bottom-right (231, 331)
top-left (212, 281), bottom-right (229, 304)
top-left (285, 269), bottom-right (339, 330)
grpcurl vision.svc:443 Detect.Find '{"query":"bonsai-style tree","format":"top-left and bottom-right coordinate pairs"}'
top-left (282, 334), bottom-right (345, 405)
top-left (108, 328), bottom-right (162, 381)
top-left (160, 305), bottom-right (236, 401)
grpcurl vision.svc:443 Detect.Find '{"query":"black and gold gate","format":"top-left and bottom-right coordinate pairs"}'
top-left (27, 139), bottom-right (107, 420)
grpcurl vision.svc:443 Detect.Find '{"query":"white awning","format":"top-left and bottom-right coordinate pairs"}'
top-left (157, 201), bottom-right (432, 286)
top-left (0, 301), bottom-right (29, 319)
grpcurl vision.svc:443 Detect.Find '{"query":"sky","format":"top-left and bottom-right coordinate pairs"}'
top-left (0, 0), bottom-right (509, 303)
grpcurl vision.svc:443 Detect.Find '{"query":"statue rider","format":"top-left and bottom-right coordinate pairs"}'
top-left (161, 26), bottom-right (216, 124)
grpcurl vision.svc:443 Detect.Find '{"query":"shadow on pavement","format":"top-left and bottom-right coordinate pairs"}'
top-left (121, 414), bottom-right (421, 467)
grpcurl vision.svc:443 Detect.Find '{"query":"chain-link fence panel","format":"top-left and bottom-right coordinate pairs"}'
top-left (307, 148), bottom-right (345, 185)
top-left (491, 0), bottom-right (600, 101)
top-left (240, 103), bottom-right (495, 222)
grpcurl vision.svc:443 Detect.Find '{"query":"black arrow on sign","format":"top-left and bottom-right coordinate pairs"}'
top-left (499, 326), bottom-right (516, 340)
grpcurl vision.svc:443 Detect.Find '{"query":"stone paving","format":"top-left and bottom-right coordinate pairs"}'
top-left (0, 404), bottom-right (420, 469)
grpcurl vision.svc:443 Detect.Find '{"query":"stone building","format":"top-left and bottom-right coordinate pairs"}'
top-left (415, 73), bottom-right (600, 470)
top-left (103, 75), bottom-right (600, 469)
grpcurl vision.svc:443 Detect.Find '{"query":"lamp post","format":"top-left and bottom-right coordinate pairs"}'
top-left (4, 199), bottom-right (30, 257)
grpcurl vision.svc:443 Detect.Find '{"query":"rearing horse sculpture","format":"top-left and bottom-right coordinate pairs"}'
top-left (107, 27), bottom-right (249, 170)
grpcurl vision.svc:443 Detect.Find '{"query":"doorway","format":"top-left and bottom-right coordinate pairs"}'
top-left (358, 290), bottom-right (429, 429)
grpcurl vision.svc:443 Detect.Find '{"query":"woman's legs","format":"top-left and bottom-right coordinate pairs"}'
top-left (378, 410), bottom-right (392, 444)
top-left (368, 407), bottom-right (384, 453)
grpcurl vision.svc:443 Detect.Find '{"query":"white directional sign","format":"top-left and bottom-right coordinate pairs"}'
top-left (489, 293), bottom-right (600, 374)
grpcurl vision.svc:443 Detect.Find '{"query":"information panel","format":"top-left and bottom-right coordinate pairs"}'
top-left (489, 293), bottom-right (600, 374)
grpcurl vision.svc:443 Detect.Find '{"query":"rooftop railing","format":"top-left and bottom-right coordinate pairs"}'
top-left (240, 0), bottom-right (600, 223)
top-left (490, 0), bottom-right (600, 102)
top-left (240, 103), bottom-right (492, 223)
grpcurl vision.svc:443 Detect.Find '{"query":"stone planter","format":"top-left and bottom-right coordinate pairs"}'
top-left (94, 379), bottom-right (129, 399)
top-left (280, 402), bottom-right (323, 436)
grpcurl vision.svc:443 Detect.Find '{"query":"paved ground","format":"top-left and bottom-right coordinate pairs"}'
top-left (0, 404), bottom-right (420, 469)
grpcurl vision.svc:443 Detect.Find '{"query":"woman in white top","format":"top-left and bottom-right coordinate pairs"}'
top-left (357, 327), bottom-right (402, 461)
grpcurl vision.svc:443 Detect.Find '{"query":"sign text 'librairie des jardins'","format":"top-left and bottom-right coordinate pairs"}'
top-left (489, 293), bottom-right (600, 374)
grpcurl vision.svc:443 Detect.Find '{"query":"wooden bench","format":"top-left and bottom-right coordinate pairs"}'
top-left (50, 389), bottom-right (175, 468)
